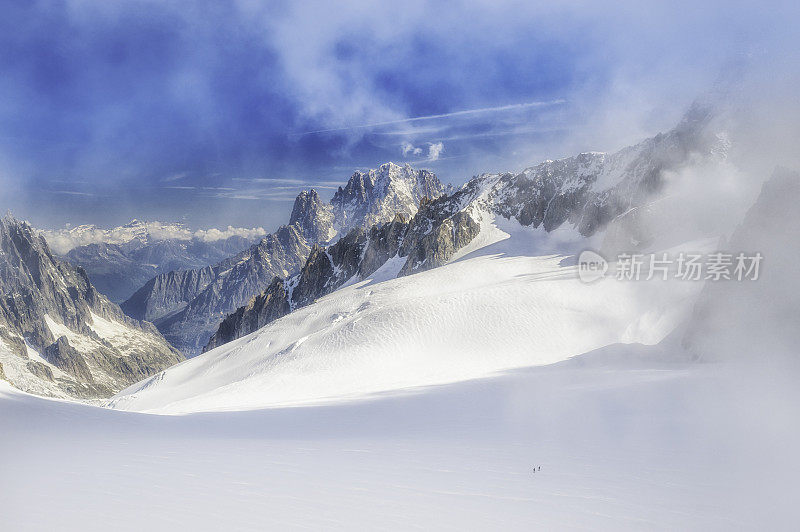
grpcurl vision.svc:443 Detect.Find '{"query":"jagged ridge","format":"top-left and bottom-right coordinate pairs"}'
top-left (124, 162), bottom-right (448, 356)
top-left (0, 215), bottom-right (183, 399)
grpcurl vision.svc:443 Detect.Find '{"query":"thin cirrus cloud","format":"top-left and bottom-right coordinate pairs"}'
top-left (47, 190), bottom-right (98, 197)
top-left (161, 172), bottom-right (189, 183)
top-left (296, 99), bottom-right (566, 135)
top-left (162, 178), bottom-right (343, 202)
top-left (234, 177), bottom-right (344, 188)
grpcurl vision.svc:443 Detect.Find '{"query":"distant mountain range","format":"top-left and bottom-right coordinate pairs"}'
top-left (41, 220), bottom-right (266, 302)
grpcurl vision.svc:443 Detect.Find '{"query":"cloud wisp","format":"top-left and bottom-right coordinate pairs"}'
top-left (427, 142), bottom-right (444, 161)
top-left (296, 100), bottom-right (566, 135)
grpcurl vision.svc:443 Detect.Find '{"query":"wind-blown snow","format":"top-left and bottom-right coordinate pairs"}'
top-left (109, 219), bottom-right (703, 414)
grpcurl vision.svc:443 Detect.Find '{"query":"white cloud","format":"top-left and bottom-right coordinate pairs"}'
top-left (427, 142), bottom-right (444, 161)
top-left (41, 221), bottom-right (268, 254)
top-left (401, 142), bottom-right (423, 156)
top-left (193, 226), bottom-right (267, 242)
top-left (161, 172), bottom-right (188, 183)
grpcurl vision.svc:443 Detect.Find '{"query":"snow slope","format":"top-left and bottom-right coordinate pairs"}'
top-left (109, 217), bottom-right (705, 414)
top-left (3, 349), bottom-right (798, 531)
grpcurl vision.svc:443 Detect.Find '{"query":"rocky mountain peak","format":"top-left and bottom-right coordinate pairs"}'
top-left (0, 215), bottom-right (183, 399)
top-left (289, 189), bottom-right (335, 244)
top-left (332, 162), bottom-right (448, 235)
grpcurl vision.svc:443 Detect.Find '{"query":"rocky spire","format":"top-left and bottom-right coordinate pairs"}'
top-left (331, 162), bottom-right (448, 234)
top-left (289, 189), bottom-right (335, 244)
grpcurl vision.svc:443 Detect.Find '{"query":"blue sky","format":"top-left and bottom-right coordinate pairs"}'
top-left (0, 0), bottom-right (797, 230)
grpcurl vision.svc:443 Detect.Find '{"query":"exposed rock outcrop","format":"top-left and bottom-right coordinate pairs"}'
top-left (289, 189), bottom-right (335, 243)
top-left (331, 163), bottom-right (448, 233)
top-left (44, 336), bottom-right (94, 382)
top-left (0, 215), bottom-right (183, 399)
top-left (121, 265), bottom-right (216, 322)
top-left (204, 277), bottom-right (291, 352)
top-left (151, 224), bottom-right (311, 355)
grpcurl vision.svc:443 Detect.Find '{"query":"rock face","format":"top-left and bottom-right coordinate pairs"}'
top-left (205, 102), bottom-right (730, 350)
top-left (61, 243), bottom-right (156, 304)
top-left (397, 194), bottom-right (482, 276)
top-left (205, 277), bottom-right (291, 351)
top-left (121, 266), bottom-right (216, 323)
top-left (47, 220), bottom-right (259, 303)
top-left (128, 162), bottom-right (449, 356)
top-left (44, 336), bottom-right (94, 383)
top-left (289, 189), bottom-right (335, 244)
top-left (204, 218), bottom-right (410, 351)
top-left (0, 215), bottom-right (183, 399)
top-left (145, 224), bottom-right (311, 355)
top-left (491, 102), bottom-right (725, 239)
top-left (331, 163), bottom-right (448, 233)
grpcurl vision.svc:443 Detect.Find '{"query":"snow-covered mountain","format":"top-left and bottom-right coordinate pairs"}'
top-left (289, 162), bottom-right (451, 245)
top-left (123, 163), bottom-right (449, 355)
top-left (109, 215), bottom-right (707, 413)
top-left (330, 163), bottom-right (449, 235)
top-left (112, 100), bottom-right (734, 409)
top-left (205, 101), bottom-right (729, 351)
top-left (43, 220), bottom-right (264, 302)
top-left (0, 215), bottom-right (183, 400)
top-left (290, 163), bottom-right (447, 244)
